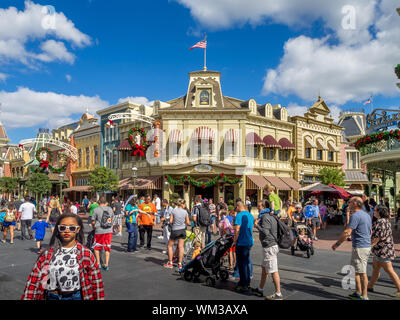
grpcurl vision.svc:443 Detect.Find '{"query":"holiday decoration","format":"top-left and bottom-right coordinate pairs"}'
top-left (34, 147), bottom-right (67, 174)
top-left (128, 127), bottom-right (149, 157)
top-left (106, 120), bottom-right (114, 128)
top-left (355, 129), bottom-right (400, 149)
top-left (165, 174), bottom-right (242, 188)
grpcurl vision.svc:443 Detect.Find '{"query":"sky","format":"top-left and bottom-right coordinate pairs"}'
top-left (1, 0), bottom-right (400, 144)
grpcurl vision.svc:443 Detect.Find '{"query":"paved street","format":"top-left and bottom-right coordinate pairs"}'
top-left (1, 216), bottom-right (400, 300)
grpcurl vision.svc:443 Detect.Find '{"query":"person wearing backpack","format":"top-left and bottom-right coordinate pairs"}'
top-left (2, 202), bottom-right (16, 244)
top-left (252, 207), bottom-right (283, 300)
top-left (91, 197), bottom-right (114, 271)
top-left (46, 197), bottom-right (61, 234)
top-left (192, 196), bottom-right (210, 249)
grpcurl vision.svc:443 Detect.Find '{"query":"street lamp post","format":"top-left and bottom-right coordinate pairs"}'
top-left (132, 167), bottom-right (137, 198)
top-left (59, 173), bottom-right (64, 202)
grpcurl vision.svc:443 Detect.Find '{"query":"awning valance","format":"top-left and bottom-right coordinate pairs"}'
top-left (63, 186), bottom-right (91, 192)
top-left (328, 140), bottom-right (339, 152)
top-left (191, 127), bottom-right (215, 141)
top-left (304, 136), bottom-right (317, 148)
top-left (246, 175), bottom-right (269, 190)
top-left (225, 129), bottom-right (239, 143)
top-left (316, 139), bottom-right (328, 150)
top-left (246, 132), bottom-right (264, 146)
top-left (117, 139), bottom-right (131, 151)
top-left (169, 129), bottom-right (183, 143)
top-left (119, 176), bottom-right (162, 190)
top-left (278, 138), bottom-right (295, 150)
top-left (263, 135), bottom-right (281, 148)
top-left (264, 176), bottom-right (291, 191)
top-left (279, 177), bottom-right (302, 190)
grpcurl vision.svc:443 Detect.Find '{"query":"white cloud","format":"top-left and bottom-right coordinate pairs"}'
top-left (287, 102), bottom-right (342, 122)
top-left (0, 1), bottom-right (91, 67)
top-left (118, 96), bottom-right (155, 106)
top-left (66, 74), bottom-right (72, 82)
top-left (0, 87), bottom-right (108, 129)
top-left (0, 73), bottom-right (8, 81)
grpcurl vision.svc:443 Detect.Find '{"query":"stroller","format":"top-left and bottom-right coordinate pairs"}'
top-left (182, 229), bottom-right (196, 264)
top-left (180, 234), bottom-right (234, 287)
top-left (291, 222), bottom-right (315, 258)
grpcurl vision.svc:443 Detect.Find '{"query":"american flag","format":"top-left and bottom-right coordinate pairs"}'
top-left (190, 39), bottom-right (207, 50)
top-left (363, 97), bottom-right (372, 105)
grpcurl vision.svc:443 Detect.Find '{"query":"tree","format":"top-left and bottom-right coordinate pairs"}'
top-left (25, 173), bottom-right (52, 211)
top-left (318, 167), bottom-right (346, 187)
top-left (88, 166), bottom-right (119, 195)
top-left (0, 177), bottom-right (19, 197)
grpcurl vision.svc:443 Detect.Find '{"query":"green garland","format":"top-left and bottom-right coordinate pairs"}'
top-left (36, 147), bottom-right (53, 163)
top-left (128, 127), bottom-right (149, 151)
top-left (165, 174), bottom-right (242, 188)
top-left (355, 129), bottom-right (400, 149)
top-left (34, 147), bottom-right (67, 173)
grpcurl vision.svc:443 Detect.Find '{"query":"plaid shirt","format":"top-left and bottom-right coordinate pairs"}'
top-left (21, 242), bottom-right (104, 300)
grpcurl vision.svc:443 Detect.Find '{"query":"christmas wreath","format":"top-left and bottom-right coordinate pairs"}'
top-left (355, 129), bottom-right (400, 149)
top-left (165, 174), bottom-right (242, 188)
top-left (128, 127), bottom-right (149, 157)
top-left (35, 147), bottom-right (67, 173)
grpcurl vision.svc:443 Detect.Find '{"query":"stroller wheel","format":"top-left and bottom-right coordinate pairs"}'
top-left (306, 249), bottom-right (311, 259)
top-left (291, 246), bottom-right (295, 255)
top-left (184, 270), bottom-right (193, 282)
top-left (193, 270), bottom-right (201, 279)
top-left (219, 270), bottom-right (229, 281)
top-left (310, 246), bottom-right (314, 255)
top-left (205, 277), bottom-right (216, 287)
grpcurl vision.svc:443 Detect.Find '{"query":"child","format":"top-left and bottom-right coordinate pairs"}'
top-left (298, 228), bottom-right (312, 244)
top-left (31, 215), bottom-right (50, 254)
top-left (192, 241), bottom-right (201, 259)
top-left (218, 210), bottom-right (234, 236)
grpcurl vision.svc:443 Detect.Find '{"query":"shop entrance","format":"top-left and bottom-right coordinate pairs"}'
top-left (194, 186), bottom-right (215, 202)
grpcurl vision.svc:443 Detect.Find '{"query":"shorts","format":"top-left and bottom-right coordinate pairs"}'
top-left (321, 215), bottom-right (328, 223)
top-left (261, 245), bottom-right (279, 274)
top-left (229, 245), bottom-right (236, 253)
top-left (35, 238), bottom-right (44, 242)
top-left (2, 221), bottom-right (16, 227)
top-left (373, 254), bottom-right (392, 263)
top-left (311, 218), bottom-right (321, 229)
top-left (93, 233), bottom-right (112, 252)
top-left (113, 214), bottom-right (123, 226)
top-left (170, 229), bottom-right (186, 241)
top-left (351, 247), bottom-right (371, 273)
top-left (193, 226), bottom-right (207, 246)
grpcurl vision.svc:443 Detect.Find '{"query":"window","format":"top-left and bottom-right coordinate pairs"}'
top-left (246, 145), bottom-right (258, 158)
top-left (78, 149), bottom-right (82, 167)
top-left (113, 151), bottom-right (118, 169)
top-left (284, 150), bottom-right (289, 161)
top-left (328, 151), bottom-right (334, 162)
top-left (317, 150), bottom-right (323, 160)
top-left (305, 148), bottom-right (311, 159)
top-left (279, 150), bottom-right (283, 161)
top-left (94, 146), bottom-right (98, 164)
top-left (346, 152), bottom-right (360, 169)
top-left (263, 148), bottom-right (267, 159)
top-left (196, 139), bottom-right (213, 156)
top-left (86, 147), bottom-right (90, 168)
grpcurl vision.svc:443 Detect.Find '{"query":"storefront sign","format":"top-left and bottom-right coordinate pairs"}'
top-left (366, 109), bottom-right (400, 133)
top-left (194, 164), bottom-right (212, 173)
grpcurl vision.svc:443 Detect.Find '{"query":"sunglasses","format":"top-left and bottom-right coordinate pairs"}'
top-left (58, 225), bottom-right (80, 233)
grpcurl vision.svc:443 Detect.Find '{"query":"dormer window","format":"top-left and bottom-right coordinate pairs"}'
top-left (200, 90), bottom-right (210, 105)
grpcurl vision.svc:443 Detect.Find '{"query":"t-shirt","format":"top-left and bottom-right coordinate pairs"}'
top-left (347, 210), bottom-right (372, 248)
top-left (31, 221), bottom-right (49, 240)
top-left (89, 203), bottom-right (99, 217)
top-left (112, 201), bottom-right (123, 215)
top-left (20, 202), bottom-right (35, 220)
top-left (171, 207), bottom-right (188, 231)
top-left (287, 206), bottom-right (295, 219)
top-left (319, 205), bottom-right (327, 216)
top-left (235, 210), bottom-right (254, 247)
top-left (92, 206), bottom-right (114, 235)
top-left (70, 205), bottom-right (78, 215)
top-left (83, 198), bottom-right (89, 206)
top-left (125, 204), bottom-right (139, 224)
top-left (269, 193), bottom-right (281, 212)
top-left (138, 202), bottom-right (156, 226)
top-left (153, 198), bottom-right (161, 211)
top-left (226, 215), bottom-right (235, 225)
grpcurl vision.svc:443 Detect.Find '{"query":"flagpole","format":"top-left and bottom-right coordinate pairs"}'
top-left (204, 33), bottom-right (207, 71)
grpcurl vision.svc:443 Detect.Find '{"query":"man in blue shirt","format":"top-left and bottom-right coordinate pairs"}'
top-left (307, 199), bottom-right (321, 240)
top-left (332, 197), bottom-right (371, 300)
top-left (232, 201), bottom-right (254, 294)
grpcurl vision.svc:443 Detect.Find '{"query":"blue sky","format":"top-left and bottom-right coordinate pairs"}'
top-left (1, 0), bottom-right (399, 144)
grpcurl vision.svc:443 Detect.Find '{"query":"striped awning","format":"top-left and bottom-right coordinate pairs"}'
top-left (119, 176), bottom-right (162, 190)
top-left (246, 132), bottom-right (264, 146)
top-left (263, 135), bottom-right (281, 148)
top-left (117, 139), bottom-right (131, 151)
top-left (225, 129), bottom-right (239, 143)
top-left (264, 176), bottom-right (291, 191)
top-left (278, 138), bottom-right (296, 150)
top-left (279, 177), bottom-right (302, 190)
top-left (168, 129), bottom-right (183, 143)
top-left (316, 139), bottom-right (328, 150)
top-left (305, 136), bottom-right (317, 148)
top-left (328, 140), bottom-right (339, 152)
top-left (191, 126), bottom-right (215, 141)
top-left (246, 175), bottom-right (269, 190)
top-left (63, 186), bottom-right (92, 192)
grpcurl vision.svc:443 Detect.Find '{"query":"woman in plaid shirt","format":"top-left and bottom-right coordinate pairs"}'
top-left (22, 213), bottom-right (104, 300)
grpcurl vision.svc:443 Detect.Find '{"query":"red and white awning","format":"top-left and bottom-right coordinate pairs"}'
top-left (246, 132), bottom-right (264, 146)
top-left (168, 129), bottom-right (183, 143)
top-left (191, 126), bottom-right (215, 141)
top-left (224, 129), bottom-right (239, 143)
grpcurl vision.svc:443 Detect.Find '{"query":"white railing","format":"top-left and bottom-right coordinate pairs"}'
top-left (19, 138), bottom-right (78, 161)
top-left (108, 112), bottom-right (155, 125)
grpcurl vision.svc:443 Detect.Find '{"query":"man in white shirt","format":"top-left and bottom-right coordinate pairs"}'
top-left (70, 202), bottom-right (78, 215)
top-left (153, 194), bottom-right (162, 232)
top-left (20, 197), bottom-right (36, 240)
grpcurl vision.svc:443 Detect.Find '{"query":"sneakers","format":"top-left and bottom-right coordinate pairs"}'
top-left (390, 292), bottom-right (400, 298)
top-left (10, 241), bottom-right (14, 244)
top-left (235, 285), bottom-right (251, 294)
top-left (101, 265), bottom-right (110, 271)
top-left (177, 263), bottom-right (183, 271)
top-left (360, 296), bottom-right (369, 300)
top-left (251, 288), bottom-right (264, 297)
top-left (163, 262), bottom-right (173, 269)
top-left (157, 235), bottom-right (164, 240)
top-left (266, 293), bottom-right (283, 300)
top-left (348, 292), bottom-right (362, 300)
top-left (1, 239), bottom-right (5, 243)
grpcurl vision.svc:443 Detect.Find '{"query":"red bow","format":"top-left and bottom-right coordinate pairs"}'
top-left (18, 144), bottom-right (24, 149)
top-left (132, 145), bottom-right (145, 157)
top-left (40, 160), bottom-right (50, 168)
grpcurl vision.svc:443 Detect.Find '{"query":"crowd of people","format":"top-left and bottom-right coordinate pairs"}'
top-left (0, 184), bottom-right (399, 301)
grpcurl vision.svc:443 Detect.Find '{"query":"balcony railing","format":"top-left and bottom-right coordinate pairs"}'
top-left (359, 138), bottom-right (400, 157)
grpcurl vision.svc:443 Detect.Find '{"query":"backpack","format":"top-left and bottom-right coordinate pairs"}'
top-left (100, 209), bottom-right (113, 229)
top-left (86, 230), bottom-right (95, 251)
top-left (271, 215), bottom-right (292, 249)
top-left (4, 210), bottom-right (15, 223)
top-left (197, 204), bottom-right (211, 227)
top-left (50, 207), bottom-right (60, 221)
